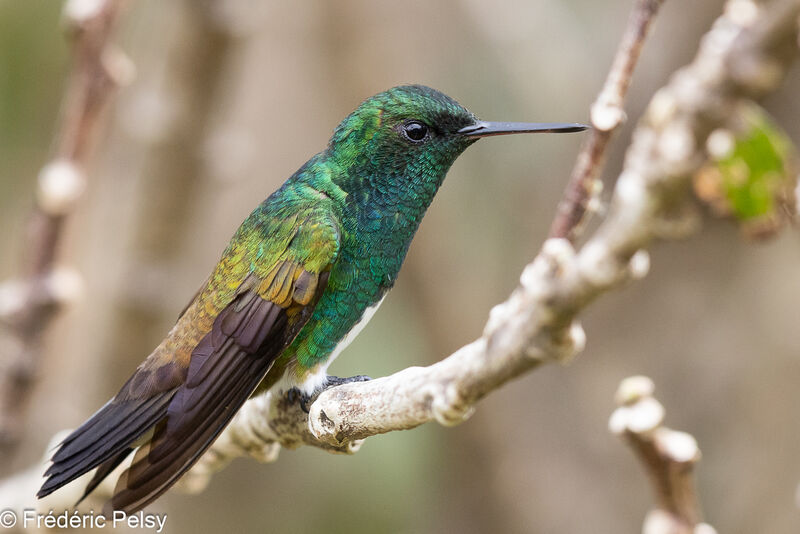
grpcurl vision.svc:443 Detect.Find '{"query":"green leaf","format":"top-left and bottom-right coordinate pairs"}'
top-left (694, 103), bottom-right (797, 238)
top-left (717, 106), bottom-right (792, 219)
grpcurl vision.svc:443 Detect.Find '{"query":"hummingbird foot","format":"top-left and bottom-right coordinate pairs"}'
top-left (286, 387), bottom-right (313, 413)
top-left (287, 375), bottom-right (372, 413)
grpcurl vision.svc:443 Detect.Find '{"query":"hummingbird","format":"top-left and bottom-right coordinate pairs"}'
top-left (37, 85), bottom-right (586, 512)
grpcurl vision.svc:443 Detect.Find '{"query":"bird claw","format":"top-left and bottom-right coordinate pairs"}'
top-left (286, 375), bottom-right (371, 414)
top-left (286, 387), bottom-right (313, 413)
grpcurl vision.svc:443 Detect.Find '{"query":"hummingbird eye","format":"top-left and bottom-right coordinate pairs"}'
top-left (401, 120), bottom-right (429, 143)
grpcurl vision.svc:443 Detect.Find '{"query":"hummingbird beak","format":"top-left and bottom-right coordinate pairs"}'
top-left (458, 121), bottom-right (589, 138)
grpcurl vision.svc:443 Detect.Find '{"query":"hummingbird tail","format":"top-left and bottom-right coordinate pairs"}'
top-left (77, 448), bottom-right (134, 505)
top-left (106, 339), bottom-right (275, 513)
top-left (37, 391), bottom-right (175, 499)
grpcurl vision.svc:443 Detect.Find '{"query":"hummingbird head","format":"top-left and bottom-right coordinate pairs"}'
top-left (328, 85), bottom-right (478, 180)
top-left (326, 84), bottom-right (586, 216)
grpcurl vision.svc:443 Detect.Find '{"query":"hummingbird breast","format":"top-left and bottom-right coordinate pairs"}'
top-left (278, 198), bottom-right (417, 387)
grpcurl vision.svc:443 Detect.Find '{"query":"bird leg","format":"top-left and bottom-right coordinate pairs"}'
top-left (286, 375), bottom-right (372, 413)
top-left (285, 387), bottom-right (312, 412)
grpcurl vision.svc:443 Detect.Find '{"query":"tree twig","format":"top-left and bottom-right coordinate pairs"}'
top-left (0, 0), bottom-right (131, 452)
top-left (548, 0), bottom-right (665, 242)
top-left (609, 376), bottom-right (717, 534)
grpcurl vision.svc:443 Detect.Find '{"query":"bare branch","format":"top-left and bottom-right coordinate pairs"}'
top-left (610, 376), bottom-right (717, 534)
top-left (0, 0), bottom-right (130, 452)
top-left (549, 0), bottom-right (665, 242)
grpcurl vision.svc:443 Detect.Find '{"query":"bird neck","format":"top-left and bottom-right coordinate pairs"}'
top-left (336, 160), bottom-right (447, 244)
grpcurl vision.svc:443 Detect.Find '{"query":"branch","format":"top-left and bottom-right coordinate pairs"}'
top-left (549, 0), bottom-right (665, 242)
top-left (177, 0), bottom-right (800, 493)
top-left (0, 0), bottom-right (131, 451)
top-left (610, 376), bottom-right (717, 534)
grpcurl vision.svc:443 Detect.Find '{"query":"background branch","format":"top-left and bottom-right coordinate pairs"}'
top-left (0, 0), bottom-right (129, 453)
top-left (610, 376), bottom-right (716, 534)
top-left (549, 0), bottom-right (665, 242)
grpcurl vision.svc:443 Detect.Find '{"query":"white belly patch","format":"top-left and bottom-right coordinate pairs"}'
top-left (279, 295), bottom-right (386, 395)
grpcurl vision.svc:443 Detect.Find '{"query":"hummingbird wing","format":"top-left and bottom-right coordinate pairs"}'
top-left (38, 208), bottom-right (340, 512)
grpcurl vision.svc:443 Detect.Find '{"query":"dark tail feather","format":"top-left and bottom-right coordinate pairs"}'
top-left (38, 392), bottom-right (174, 499)
top-left (109, 344), bottom-right (272, 512)
top-left (75, 448), bottom-right (133, 506)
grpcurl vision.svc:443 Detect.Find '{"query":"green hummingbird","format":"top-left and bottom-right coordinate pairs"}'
top-left (37, 85), bottom-right (586, 512)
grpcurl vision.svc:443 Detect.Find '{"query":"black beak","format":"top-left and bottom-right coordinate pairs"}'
top-left (458, 121), bottom-right (589, 138)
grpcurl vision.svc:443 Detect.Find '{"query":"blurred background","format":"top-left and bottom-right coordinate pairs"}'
top-left (1, 0), bottom-right (799, 532)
